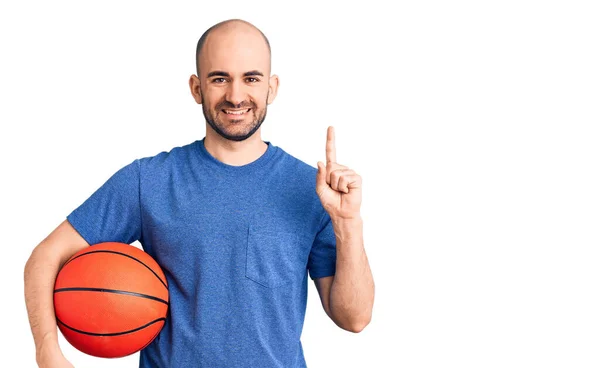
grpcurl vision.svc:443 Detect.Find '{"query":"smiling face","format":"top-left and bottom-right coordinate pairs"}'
top-left (190, 21), bottom-right (279, 142)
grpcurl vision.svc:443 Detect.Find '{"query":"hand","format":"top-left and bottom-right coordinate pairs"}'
top-left (37, 339), bottom-right (74, 368)
top-left (316, 126), bottom-right (362, 220)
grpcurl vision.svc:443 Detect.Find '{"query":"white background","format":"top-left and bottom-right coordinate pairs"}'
top-left (1, 0), bottom-right (599, 367)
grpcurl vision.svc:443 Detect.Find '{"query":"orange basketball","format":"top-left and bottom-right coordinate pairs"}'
top-left (53, 242), bottom-right (169, 358)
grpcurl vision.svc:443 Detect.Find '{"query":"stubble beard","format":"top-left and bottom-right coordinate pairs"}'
top-left (202, 94), bottom-right (269, 142)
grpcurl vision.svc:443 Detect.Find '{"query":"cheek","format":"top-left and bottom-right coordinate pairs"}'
top-left (203, 89), bottom-right (225, 108)
top-left (252, 90), bottom-right (270, 106)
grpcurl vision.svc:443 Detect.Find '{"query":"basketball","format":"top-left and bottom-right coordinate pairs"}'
top-left (53, 242), bottom-right (169, 358)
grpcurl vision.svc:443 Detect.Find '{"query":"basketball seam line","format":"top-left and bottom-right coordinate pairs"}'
top-left (62, 250), bottom-right (168, 290)
top-left (54, 287), bottom-right (169, 305)
top-left (56, 317), bottom-right (167, 337)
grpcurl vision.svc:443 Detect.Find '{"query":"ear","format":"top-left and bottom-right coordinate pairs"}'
top-left (267, 74), bottom-right (280, 105)
top-left (189, 75), bottom-right (203, 104)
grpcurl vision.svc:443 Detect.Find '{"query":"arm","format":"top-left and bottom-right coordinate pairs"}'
top-left (314, 126), bottom-right (375, 333)
top-left (314, 217), bottom-right (374, 333)
top-left (24, 219), bottom-right (89, 367)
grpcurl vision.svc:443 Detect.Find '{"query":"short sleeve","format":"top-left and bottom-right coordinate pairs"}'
top-left (307, 211), bottom-right (337, 280)
top-left (67, 159), bottom-right (142, 246)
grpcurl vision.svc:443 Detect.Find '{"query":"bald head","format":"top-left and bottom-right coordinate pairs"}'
top-left (195, 19), bottom-right (271, 76)
top-left (188, 19), bottom-right (280, 143)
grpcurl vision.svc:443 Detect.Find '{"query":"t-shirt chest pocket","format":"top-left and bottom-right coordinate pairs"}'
top-left (245, 220), bottom-right (313, 288)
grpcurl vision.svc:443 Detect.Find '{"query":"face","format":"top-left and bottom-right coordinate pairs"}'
top-left (190, 25), bottom-right (279, 142)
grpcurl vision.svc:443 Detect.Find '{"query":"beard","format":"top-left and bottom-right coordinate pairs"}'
top-left (202, 93), bottom-right (269, 142)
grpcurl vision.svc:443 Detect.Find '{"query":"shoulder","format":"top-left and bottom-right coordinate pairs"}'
top-left (270, 144), bottom-right (327, 225)
top-left (270, 144), bottom-right (321, 196)
top-left (137, 140), bottom-right (200, 169)
top-left (274, 145), bottom-right (317, 177)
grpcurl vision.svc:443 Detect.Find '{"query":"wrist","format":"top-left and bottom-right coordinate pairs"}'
top-left (331, 216), bottom-right (363, 239)
top-left (36, 332), bottom-right (60, 364)
top-left (331, 215), bottom-right (362, 227)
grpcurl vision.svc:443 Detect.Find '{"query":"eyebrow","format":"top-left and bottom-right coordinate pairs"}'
top-left (244, 70), bottom-right (264, 77)
top-left (206, 70), bottom-right (264, 78)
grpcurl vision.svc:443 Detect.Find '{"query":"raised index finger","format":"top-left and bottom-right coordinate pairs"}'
top-left (326, 126), bottom-right (336, 164)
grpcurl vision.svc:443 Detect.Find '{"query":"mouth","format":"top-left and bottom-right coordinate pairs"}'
top-left (222, 108), bottom-right (251, 117)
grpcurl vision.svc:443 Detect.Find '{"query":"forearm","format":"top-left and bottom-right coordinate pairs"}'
top-left (24, 245), bottom-right (63, 360)
top-left (329, 216), bottom-right (374, 332)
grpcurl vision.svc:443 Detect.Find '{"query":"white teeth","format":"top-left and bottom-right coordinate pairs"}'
top-left (225, 109), bottom-right (248, 115)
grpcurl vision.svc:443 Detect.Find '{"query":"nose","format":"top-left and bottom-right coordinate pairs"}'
top-left (225, 80), bottom-right (246, 107)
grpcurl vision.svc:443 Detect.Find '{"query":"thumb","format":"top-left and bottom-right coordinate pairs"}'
top-left (316, 161), bottom-right (327, 193)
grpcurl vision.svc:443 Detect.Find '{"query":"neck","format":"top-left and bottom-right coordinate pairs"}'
top-left (203, 128), bottom-right (268, 166)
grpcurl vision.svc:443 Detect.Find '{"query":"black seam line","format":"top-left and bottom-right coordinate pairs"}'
top-left (54, 287), bottom-right (169, 305)
top-left (57, 317), bottom-right (166, 337)
top-left (62, 250), bottom-right (168, 290)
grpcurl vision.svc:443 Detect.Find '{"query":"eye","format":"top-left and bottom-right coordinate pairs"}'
top-left (212, 78), bottom-right (226, 83)
top-left (246, 77), bottom-right (259, 83)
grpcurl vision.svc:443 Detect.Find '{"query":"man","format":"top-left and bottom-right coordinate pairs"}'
top-left (24, 19), bottom-right (374, 367)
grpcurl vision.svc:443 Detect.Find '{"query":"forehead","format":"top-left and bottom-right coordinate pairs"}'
top-left (200, 27), bottom-right (270, 76)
